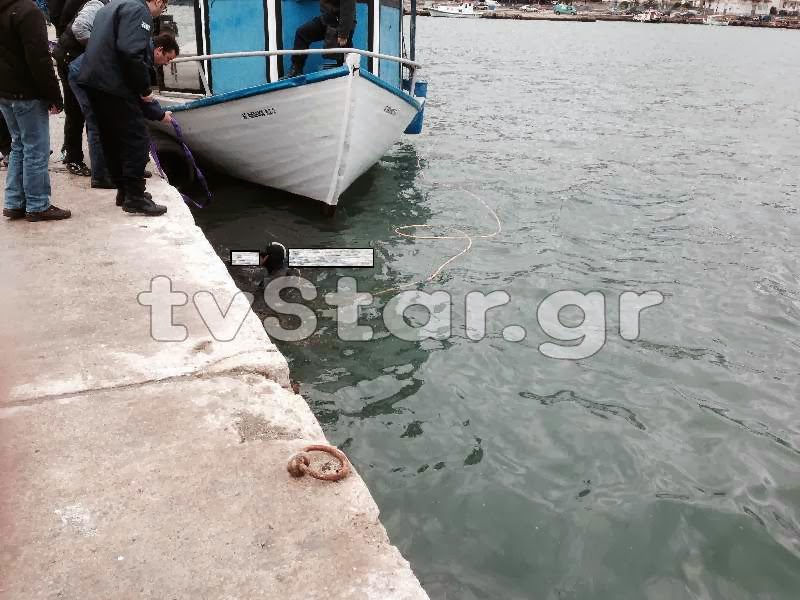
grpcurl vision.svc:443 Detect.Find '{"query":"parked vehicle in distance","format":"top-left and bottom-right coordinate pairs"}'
top-left (520, 4), bottom-right (540, 11)
top-left (553, 2), bottom-right (576, 14)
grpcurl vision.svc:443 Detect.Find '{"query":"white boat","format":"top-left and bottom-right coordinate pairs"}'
top-left (704, 14), bottom-right (730, 25)
top-left (633, 9), bottom-right (663, 22)
top-left (149, 0), bottom-right (427, 211)
top-left (429, 2), bottom-right (481, 17)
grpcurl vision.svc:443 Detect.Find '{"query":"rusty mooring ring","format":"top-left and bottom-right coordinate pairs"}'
top-left (287, 444), bottom-right (351, 481)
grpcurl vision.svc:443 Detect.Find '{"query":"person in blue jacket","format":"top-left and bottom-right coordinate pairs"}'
top-left (77, 0), bottom-right (172, 216)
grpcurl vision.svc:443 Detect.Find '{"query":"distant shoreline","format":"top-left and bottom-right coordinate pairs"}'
top-left (407, 9), bottom-right (800, 29)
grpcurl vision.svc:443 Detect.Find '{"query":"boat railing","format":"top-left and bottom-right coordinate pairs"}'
top-left (171, 49), bottom-right (423, 97)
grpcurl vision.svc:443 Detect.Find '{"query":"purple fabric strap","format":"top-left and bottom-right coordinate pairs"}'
top-left (149, 117), bottom-right (213, 209)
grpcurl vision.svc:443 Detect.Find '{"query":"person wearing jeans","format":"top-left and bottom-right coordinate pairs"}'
top-left (0, 100), bottom-right (54, 215)
top-left (50, 0), bottom-right (91, 177)
top-left (67, 54), bottom-right (112, 187)
top-left (0, 0), bottom-right (70, 221)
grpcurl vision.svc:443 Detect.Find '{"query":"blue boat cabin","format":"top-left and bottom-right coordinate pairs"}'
top-left (156, 0), bottom-right (404, 95)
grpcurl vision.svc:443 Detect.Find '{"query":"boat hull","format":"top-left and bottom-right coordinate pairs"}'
top-left (153, 65), bottom-right (421, 206)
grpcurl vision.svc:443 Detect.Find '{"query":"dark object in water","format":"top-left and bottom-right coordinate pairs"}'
top-left (262, 242), bottom-right (288, 275)
top-left (255, 242), bottom-right (300, 288)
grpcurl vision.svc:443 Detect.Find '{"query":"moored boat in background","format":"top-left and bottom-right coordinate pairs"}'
top-left (704, 14), bottom-right (731, 25)
top-left (633, 9), bottom-right (663, 22)
top-left (429, 2), bottom-right (481, 17)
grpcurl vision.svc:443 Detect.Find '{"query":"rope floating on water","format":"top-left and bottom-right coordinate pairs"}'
top-left (374, 166), bottom-right (502, 296)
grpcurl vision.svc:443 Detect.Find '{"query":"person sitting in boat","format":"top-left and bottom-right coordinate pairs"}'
top-left (287, 0), bottom-right (356, 77)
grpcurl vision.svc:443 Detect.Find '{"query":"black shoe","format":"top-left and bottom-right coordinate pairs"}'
top-left (117, 191), bottom-right (152, 206)
top-left (91, 179), bottom-right (116, 189)
top-left (286, 65), bottom-right (302, 78)
top-left (3, 208), bottom-right (25, 220)
top-left (122, 194), bottom-right (167, 216)
top-left (66, 161), bottom-right (91, 176)
top-left (25, 205), bottom-right (71, 221)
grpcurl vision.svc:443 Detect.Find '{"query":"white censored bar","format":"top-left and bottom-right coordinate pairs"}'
top-left (289, 248), bottom-right (374, 268)
top-left (230, 251), bottom-right (261, 266)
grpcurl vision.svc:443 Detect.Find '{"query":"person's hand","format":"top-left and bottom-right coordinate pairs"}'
top-left (141, 93), bottom-right (155, 103)
top-left (338, 36), bottom-right (348, 47)
top-left (160, 111), bottom-right (174, 125)
top-left (48, 105), bottom-right (62, 115)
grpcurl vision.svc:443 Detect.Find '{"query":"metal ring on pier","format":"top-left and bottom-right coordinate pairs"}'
top-left (287, 444), bottom-right (352, 481)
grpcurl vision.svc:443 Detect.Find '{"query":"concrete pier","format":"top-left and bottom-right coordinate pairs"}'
top-left (0, 116), bottom-right (428, 599)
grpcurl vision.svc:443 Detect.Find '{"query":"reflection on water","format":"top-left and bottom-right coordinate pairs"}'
top-left (194, 19), bottom-right (800, 600)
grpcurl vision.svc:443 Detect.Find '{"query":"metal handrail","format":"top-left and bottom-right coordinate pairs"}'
top-left (171, 48), bottom-right (422, 97)
top-left (172, 48), bottom-right (422, 69)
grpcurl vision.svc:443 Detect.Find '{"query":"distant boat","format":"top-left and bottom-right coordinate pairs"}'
top-left (704, 14), bottom-right (730, 25)
top-left (633, 9), bottom-right (663, 22)
top-left (429, 2), bottom-right (482, 17)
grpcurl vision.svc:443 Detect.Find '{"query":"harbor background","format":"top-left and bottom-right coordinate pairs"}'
top-left (194, 17), bottom-right (800, 600)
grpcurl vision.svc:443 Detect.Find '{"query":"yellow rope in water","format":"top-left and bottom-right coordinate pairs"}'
top-left (374, 186), bottom-right (502, 296)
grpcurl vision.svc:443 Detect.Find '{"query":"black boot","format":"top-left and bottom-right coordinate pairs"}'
top-left (122, 194), bottom-right (167, 216)
top-left (286, 64), bottom-right (302, 78)
top-left (117, 190), bottom-right (152, 206)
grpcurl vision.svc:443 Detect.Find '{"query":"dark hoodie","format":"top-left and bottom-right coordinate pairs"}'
top-left (320, 0), bottom-right (356, 38)
top-left (0, 0), bottom-right (64, 108)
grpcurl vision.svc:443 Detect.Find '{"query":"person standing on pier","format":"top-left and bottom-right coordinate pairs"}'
top-left (53, 0), bottom-right (114, 188)
top-left (287, 0), bottom-right (356, 77)
top-left (77, 0), bottom-right (171, 216)
top-left (0, 0), bottom-right (71, 221)
top-left (50, 0), bottom-right (93, 178)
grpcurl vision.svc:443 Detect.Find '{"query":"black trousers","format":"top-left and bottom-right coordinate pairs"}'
top-left (85, 88), bottom-right (148, 197)
top-left (292, 15), bottom-right (354, 70)
top-left (57, 62), bottom-right (85, 164)
top-left (0, 109), bottom-right (10, 156)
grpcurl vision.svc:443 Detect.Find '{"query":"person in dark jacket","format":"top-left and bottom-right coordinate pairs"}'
top-left (51, 0), bottom-right (92, 177)
top-left (287, 0), bottom-right (356, 77)
top-left (77, 0), bottom-right (170, 216)
top-left (0, 0), bottom-right (71, 221)
top-left (70, 26), bottom-right (178, 193)
top-left (59, 0), bottom-right (112, 187)
top-left (49, 0), bottom-right (93, 35)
